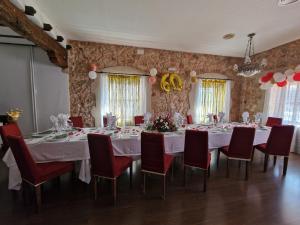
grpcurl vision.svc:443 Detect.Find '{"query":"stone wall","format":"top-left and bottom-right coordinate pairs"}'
top-left (68, 40), bottom-right (244, 126)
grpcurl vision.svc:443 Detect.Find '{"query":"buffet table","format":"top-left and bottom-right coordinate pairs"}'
top-left (2, 124), bottom-right (271, 190)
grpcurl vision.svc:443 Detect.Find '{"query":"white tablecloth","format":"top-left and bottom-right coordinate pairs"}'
top-left (2, 126), bottom-right (270, 190)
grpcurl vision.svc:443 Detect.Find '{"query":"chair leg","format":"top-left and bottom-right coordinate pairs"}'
top-left (217, 149), bottom-right (220, 168)
top-left (112, 179), bottom-right (117, 205)
top-left (207, 165), bottom-right (210, 178)
top-left (245, 161), bottom-right (249, 180)
top-left (35, 185), bottom-right (42, 213)
top-left (238, 160), bottom-right (241, 169)
top-left (143, 173), bottom-right (146, 194)
top-left (93, 176), bottom-right (98, 200)
top-left (273, 156), bottom-right (277, 167)
top-left (203, 170), bottom-right (207, 192)
top-left (264, 154), bottom-right (269, 172)
top-left (162, 175), bottom-right (166, 200)
top-left (226, 158), bottom-right (230, 178)
top-left (183, 165), bottom-right (186, 186)
top-left (251, 148), bottom-right (255, 162)
top-left (129, 164), bottom-right (133, 189)
top-left (22, 182), bottom-right (27, 206)
top-left (283, 157), bottom-right (289, 176)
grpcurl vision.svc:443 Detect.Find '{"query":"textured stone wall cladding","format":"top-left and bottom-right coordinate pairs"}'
top-left (239, 39), bottom-right (300, 118)
top-left (68, 40), bottom-right (244, 127)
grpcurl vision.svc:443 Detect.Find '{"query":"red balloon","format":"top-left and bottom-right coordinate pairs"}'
top-left (148, 76), bottom-right (156, 85)
top-left (293, 72), bottom-right (300, 81)
top-left (276, 80), bottom-right (287, 87)
top-left (261, 72), bottom-right (274, 83)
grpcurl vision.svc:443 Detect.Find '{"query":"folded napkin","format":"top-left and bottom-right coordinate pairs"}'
top-left (207, 113), bottom-right (213, 123)
top-left (218, 112), bottom-right (225, 123)
top-left (242, 112), bottom-right (250, 123)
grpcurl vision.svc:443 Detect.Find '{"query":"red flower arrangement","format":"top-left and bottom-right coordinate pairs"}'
top-left (146, 114), bottom-right (177, 132)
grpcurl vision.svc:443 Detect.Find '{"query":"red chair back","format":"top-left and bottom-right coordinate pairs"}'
top-left (141, 132), bottom-right (165, 173)
top-left (0, 123), bottom-right (22, 151)
top-left (103, 116), bottom-right (108, 127)
top-left (228, 127), bottom-right (256, 159)
top-left (266, 125), bottom-right (295, 156)
top-left (266, 117), bottom-right (282, 127)
top-left (7, 135), bottom-right (39, 184)
top-left (134, 116), bottom-right (144, 126)
top-left (186, 115), bottom-right (193, 124)
top-left (87, 134), bottom-right (116, 178)
top-left (184, 130), bottom-right (209, 169)
top-left (69, 116), bottom-right (84, 128)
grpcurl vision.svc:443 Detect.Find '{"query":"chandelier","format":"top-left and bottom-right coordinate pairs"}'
top-left (233, 33), bottom-right (267, 77)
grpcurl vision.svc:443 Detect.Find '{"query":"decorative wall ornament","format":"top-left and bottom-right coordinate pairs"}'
top-left (88, 64), bottom-right (97, 80)
top-left (259, 64), bottom-right (300, 89)
top-left (160, 72), bottom-right (183, 92)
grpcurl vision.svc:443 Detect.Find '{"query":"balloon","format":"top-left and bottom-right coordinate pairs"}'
top-left (285, 69), bottom-right (294, 77)
top-left (295, 64), bottom-right (300, 73)
top-left (90, 64), bottom-right (97, 71)
top-left (287, 74), bottom-right (295, 83)
top-left (88, 71), bottom-right (97, 79)
top-left (276, 80), bottom-right (287, 87)
top-left (294, 72), bottom-right (300, 81)
top-left (273, 72), bottom-right (286, 82)
top-left (150, 68), bottom-right (157, 77)
top-left (191, 77), bottom-right (197, 83)
top-left (190, 70), bottom-right (197, 77)
top-left (148, 76), bottom-right (156, 85)
top-left (260, 72), bottom-right (273, 83)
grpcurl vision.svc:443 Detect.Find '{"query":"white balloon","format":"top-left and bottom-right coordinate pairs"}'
top-left (273, 72), bottom-right (286, 82)
top-left (285, 69), bottom-right (294, 77)
top-left (150, 68), bottom-right (157, 77)
top-left (287, 75), bottom-right (295, 83)
top-left (190, 70), bottom-right (197, 77)
top-left (88, 71), bottom-right (97, 80)
top-left (295, 64), bottom-right (300, 73)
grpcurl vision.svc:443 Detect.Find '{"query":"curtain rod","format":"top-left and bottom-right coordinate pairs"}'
top-left (97, 71), bottom-right (150, 77)
top-left (198, 78), bottom-right (232, 81)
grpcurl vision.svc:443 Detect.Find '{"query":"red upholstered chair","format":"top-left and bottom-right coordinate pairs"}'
top-left (69, 116), bottom-right (84, 128)
top-left (266, 117), bottom-right (282, 127)
top-left (87, 133), bottom-right (133, 205)
top-left (134, 115), bottom-right (144, 126)
top-left (186, 115), bottom-right (193, 124)
top-left (254, 125), bottom-right (294, 175)
top-left (217, 127), bottom-right (255, 180)
top-left (141, 132), bottom-right (174, 199)
top-left (0, 123), bottom-right (22, 152)
top-left (184, 130), bottom-right (211, 192)
top-left (7, 135), bottom-right (74, 211)
top-left (103, 116), bottom-right (108, 127)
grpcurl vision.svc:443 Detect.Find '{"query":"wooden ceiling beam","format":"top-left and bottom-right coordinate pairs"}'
top-left (0, 0), bottom-right (67, 68)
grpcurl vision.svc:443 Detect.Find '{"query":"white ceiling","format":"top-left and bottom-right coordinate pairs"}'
top-left (34, 0), bottom-right (300, 57)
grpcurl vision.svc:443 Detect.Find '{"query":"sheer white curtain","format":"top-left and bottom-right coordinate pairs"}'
top-left (190, 79), bottom-right (231, 123)
top-left (265, 83), bottom-right (300, 153)
top-left (95, 73), bottom-right (149, 127)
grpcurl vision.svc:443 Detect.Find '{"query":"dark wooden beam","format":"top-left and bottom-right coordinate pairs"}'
top-left (0, 0), bottom-right (67, 68)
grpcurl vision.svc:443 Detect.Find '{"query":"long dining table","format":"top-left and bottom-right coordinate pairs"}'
top-left (2, 123), bottom-right (271, 190)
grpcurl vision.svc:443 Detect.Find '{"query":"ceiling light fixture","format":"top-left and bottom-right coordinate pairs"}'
top-left (278, 0), bottom-right (299, 6)
top-left (233, 33), bottom-right (267, 77)
top-left (223, 33), bottom-right (235, 40)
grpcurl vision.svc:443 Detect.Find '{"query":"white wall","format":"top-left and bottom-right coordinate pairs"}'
top-left (0, 44), bottom-right (69, 135)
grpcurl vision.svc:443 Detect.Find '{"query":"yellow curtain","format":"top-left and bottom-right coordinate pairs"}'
top-left (108, 74), bottom-right (141, 126)
top-left (198, 79), bottom-right (226, 122)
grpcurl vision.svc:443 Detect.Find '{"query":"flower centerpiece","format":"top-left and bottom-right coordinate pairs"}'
top-left (146, 115), bottom-right (177, 132)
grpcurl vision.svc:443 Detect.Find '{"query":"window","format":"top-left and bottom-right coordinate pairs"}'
top-left (98, 73), bottom-right (149, 127)
top-left (266, 83), bottom-right (300, 125)
top-left (191, 79), bottom-right (231, 123)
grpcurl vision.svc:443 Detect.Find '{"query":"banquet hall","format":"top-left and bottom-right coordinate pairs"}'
top-left (1, 0), bottom-right (300, 224)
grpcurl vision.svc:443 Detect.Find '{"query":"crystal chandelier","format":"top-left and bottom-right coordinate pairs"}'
top-left (233, 33), bottom-right (267, 77)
